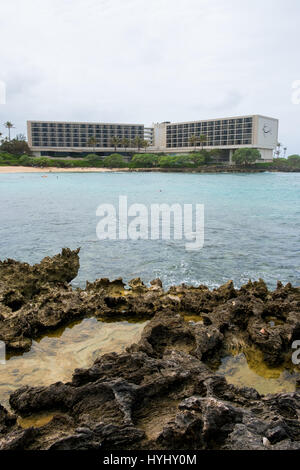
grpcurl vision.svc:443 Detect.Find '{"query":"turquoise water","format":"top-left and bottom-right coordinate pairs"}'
top-left (0, 171), bottom-right (299, 289)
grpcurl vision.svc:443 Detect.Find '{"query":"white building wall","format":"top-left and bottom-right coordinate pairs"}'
top-left (152, 122), bottom-right (167, 150)
top-left (254, 115), bottom-right (279, 149)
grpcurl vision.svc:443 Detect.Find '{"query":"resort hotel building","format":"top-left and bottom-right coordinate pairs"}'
top-left (27, 114), bottom-right (279, 162)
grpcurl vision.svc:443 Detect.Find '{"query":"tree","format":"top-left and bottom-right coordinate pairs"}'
top-left (0, 138), bottom-right (32, 156)
top-left (133, 136), bottom-right (144, 152)
top-left (274, 142), bottom-right (283, 158)
top-left (103, 153), bottom-right (126, 168)
top-left (158, 155), bottom-right (178, 168)
top-left (189, 135), bottom-right (198, 151)
top-left (232, 148), bottom-right (261, 165)
top-left (189, 153), bottom-right (206, 166)
top-left (86, 153), bottom-right (102, 161)
top-left (4, 121), bottom-right (14, 141)
top-left (210, 149), bottom-right (224, 163)
top-left (157, 155), bottom-right (196, 168)
top-left (198, 134), bottom-right (207, 150)
top-left (142, 140), bottom-right (150, 152)
top-left (287, 155), bottom-right (300, 168)
top-left (130, 154), bottom-right (159, 168)
top-left (110, 136), bottom-right (121, 151)
top-left (121, 137), bottom-right (130, 152)
top-left (88, 136), bottom-right (97, 153)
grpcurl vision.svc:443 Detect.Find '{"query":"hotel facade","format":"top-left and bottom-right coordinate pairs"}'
top-left (27, 114), bottom-right (278, 162)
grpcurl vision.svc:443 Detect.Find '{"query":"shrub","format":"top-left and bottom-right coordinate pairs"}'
top-left (158, 156), bottom-right (179, 168)
top-left (0, 139), bottom-right (32, 156)
top-left (18, 155), bottom-right (32, 166)
top-left (287, 155), bottom-right (300, 168)
top-left (232, 148), bottom-right (261, 165)
top-left (102, 154), bottom-right (127, 168)
top-left (189, 153), bottom-right (206, 166)
top-left (130, 154), bottom-right (159, 168)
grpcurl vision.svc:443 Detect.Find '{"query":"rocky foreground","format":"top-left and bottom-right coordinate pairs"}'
top-left (0, 248), bottom-right (299, 450)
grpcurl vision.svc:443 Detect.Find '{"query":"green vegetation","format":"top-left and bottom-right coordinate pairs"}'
top-left (110, 136), bottom-right (121, 152)
top-left (0, 138), bottom-right (32, 156)
top-left (0, 153), bottom-right (103, 168)
top-left (102, 153), bottom-right (127, 168)
top-left (188, 134), bottom-right (207, 150)
top-left (129, 151), bottom-right (212, 168)
top-left (87, 137), bottom-right (97, 153)
top-left (286, 154), bottom-right (300, 168)
top-left (121, 137), bottom-right (130, 152)
top-left (3, 121), bottom-right (15, 141)
top-left (158, 155), bottom-right (196, 168)
top-left (130, 154), bottom-right (159, 168)
top-left (0, 152), bottom-right (24, 166)
top-left (232, 148), bottom-right (261, 165)
top-left (1, 145), bottom-right (300, 171)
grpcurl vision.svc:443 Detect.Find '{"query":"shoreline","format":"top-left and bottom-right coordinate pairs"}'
top-left (0, 165), bottom-right (299, 174)
top-left (0, 166), bottom-right (127, 174)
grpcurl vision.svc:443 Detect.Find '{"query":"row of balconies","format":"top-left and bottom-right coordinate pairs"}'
top-left (32, 140), bottom-right (144, 145)
top-left (31, 130), bottom-right (144, 134)
top-left (31, 124), bottom-right (143, 131)
top-left (166, 118), bottom-right (252, 128)
top-left (166, 134), bottom-right (253, 140)
top-left (32, 142), bottom-right (146, 148)
top-left (167, 123), bottom-right (252, 129)
top-left (166, 140), bottom-right (252, 148)
top-left (167, 126), bottom-right (252, 134)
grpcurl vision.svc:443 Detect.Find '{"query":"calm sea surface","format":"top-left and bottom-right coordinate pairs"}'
top-left (0, 171), bottom-right (299, 289)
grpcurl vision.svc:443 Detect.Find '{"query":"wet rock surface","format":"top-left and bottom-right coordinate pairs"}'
top-left (0, 250), bottom-right (299, 450)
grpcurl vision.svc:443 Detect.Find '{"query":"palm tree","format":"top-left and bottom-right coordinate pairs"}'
top-left (133, 136), bottom-right (144, 152)
top-left (121, 137), bottom-right (130, 152)
top-left (88, 136), bottom-right (97, 153)
top-left (189, 135), bottom-right (198, 151)
top-left (198, 134), bottom-right (207, 150)
top-left (142, 139), bottom-right (150, 152)
top-left (276, 142), bottom-right (282, 158)
top-left (4, 121), bottom-right (14, 141)
top-left (16, 133), bottom-right (26, 141)
top-left (110, 136), bottom-right (121, 152)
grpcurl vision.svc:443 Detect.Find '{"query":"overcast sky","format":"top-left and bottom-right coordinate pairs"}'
top-left (0, 0), bottom-right (299, 153)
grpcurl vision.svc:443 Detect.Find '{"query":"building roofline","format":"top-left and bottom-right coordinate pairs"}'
top-left (163, 114), bottom-right (278, 126)
top-left (27, 120), bottom-right (144, 126)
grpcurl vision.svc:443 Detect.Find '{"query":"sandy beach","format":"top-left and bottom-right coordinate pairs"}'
top-left (0, 166), bottom-right (131, 174)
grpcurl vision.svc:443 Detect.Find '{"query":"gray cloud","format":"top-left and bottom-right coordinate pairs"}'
top-left (0, 0), bottom-right (299, 153)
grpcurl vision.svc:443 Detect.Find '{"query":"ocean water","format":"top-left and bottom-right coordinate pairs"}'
top-left (0, 171), bottom-right (299, 289)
